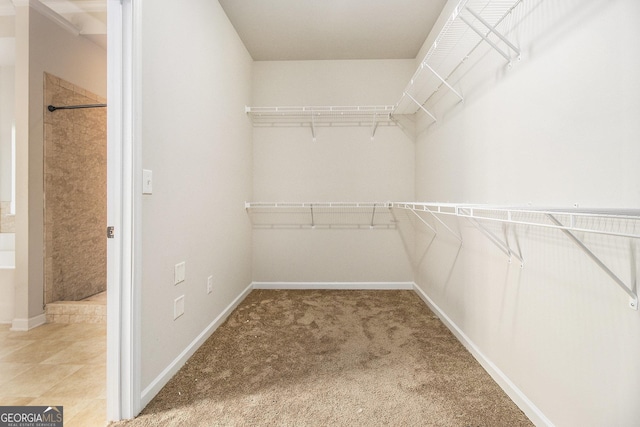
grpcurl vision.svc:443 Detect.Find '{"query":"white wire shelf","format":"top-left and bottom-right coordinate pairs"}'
top-left (392, 203), bottom-right (640, 239)
top-left (245, 106), bottom-right (396, 139)
top-left (245, 202), bottom-right (396, 229)
top-left (393, 0), bottom-right (523, 119)
top-left (245, 2), bottom-right (525, 134)
top-left (246, 201), bottom-right (640, 308)
top-left (392, 202), bottom-right (640, 310)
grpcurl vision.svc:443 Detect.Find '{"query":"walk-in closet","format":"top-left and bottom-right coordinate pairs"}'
top-left (10, 0), bottom-right (636, 425)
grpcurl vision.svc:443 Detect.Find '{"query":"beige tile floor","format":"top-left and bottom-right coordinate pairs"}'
top-left (0, 322), bottom-right (106, 426)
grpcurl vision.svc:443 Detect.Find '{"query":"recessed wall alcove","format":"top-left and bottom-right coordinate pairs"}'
top-left (43, 72), bottom-right (107, 307)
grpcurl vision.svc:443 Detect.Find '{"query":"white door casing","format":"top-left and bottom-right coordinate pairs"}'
top-left (106, 0), bottom-right (141, 421)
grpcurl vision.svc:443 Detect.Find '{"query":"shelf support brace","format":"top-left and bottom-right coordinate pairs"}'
top-left (408, 209), bottom-right (438, 236)
top-left (423, 207), bottom-right (462, 243)
top-left (405, 92), bottom-right (437, 122)
top-left (423, 63), bottom-right (464, 101)
top-left (465, 7), bottom-right (521, 58)
top-left (310, 111), bottom-right (316, 141)
top-left (371, 113), bottom-right (379, 140)
top-left (370, 204), bottom-right (377, 228)
top-left (310, 204), bottom-right (315, 228)
top-left (505, 223), bottom-right (525, 267)
top-left (467, 218), bottom-right (524, 266)
top-left (547, 214), bottom-right (638, 310)
top-left (460, 14), bottom-right (512, 63)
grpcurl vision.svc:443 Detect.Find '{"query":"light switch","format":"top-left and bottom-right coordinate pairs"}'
top-left (143, 169), bottom-right (153, 194)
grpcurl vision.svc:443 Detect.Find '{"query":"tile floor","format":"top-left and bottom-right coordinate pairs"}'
top-left (0, 322), bottom-right (106, 426)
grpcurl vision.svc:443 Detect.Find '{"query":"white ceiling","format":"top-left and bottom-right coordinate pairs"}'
top-left (0, 0), bottom-right (106, 25)
top-left (0, 0), bottom-right (106, 65)
top-left (0, 1), bottom-right (448, 63)
top-left (218, 0), bottom-right (447, 61)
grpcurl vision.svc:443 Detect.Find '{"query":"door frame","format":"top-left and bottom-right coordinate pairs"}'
top-left (106, 0), bottom-right (141, 421)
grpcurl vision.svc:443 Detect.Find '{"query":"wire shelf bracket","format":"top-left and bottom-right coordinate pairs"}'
top-left (311, 111), bottom-right (316, 142)
top-left (423, 62), bottom-right (464, 101)
top-left (466, 218), bottom-right (524, 267)
top-left (404, 92), bottom-right (438, 123)
top-left (371, 113), bottom-right (379, 140)
top-left (393, 203), bottom-right (462, 242)
top-left (408, 209), bottom-right (438, 236)
top-left (547, 214), bottom-right (638, 310)
top-left (460, 6), bottom-right (521, 64)
top-left (393, 202), bottom-right (640, 309)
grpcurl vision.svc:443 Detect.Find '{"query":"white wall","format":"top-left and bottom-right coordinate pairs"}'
top-left (12, 3), bottom-right (106, 327)
top-left (0, 15), bottom-right (15, 204)
top-left (0, 65), bottom-right (14, 202)
top-left (138, 0), bottom-right (253, 395)
top-left (413, 0), bottom-right (640, 425)
top-left (252, 60), bottom-right (415, 283)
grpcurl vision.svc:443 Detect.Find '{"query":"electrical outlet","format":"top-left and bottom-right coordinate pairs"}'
top-left (174, 295), bottom-right (185, 320)
top-left (174, 262), bottom-right (186, 285)
top-left (207, 276), bottom-right (213, 294)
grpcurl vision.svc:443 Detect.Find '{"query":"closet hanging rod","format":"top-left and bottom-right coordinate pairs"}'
top-left (47, 103), bottom-right (107, 112)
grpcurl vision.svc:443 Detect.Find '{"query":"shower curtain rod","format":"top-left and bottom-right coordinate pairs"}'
top-left (47, 103), bottom-right (107, 112)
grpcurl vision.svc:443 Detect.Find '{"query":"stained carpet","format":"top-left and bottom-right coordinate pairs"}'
top-left (112, 290), bottom-right (532, 426)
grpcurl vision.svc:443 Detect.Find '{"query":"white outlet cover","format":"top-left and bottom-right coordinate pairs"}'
top-left (207, 276), bottom-right (213, 294)
top-left (174, 295), bottom-right (185, 320)
top-left (174, 262), bottom-right (186, 285)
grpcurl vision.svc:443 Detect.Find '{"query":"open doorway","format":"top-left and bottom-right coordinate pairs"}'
top-left (0, 2), bottom-right (16, 326)
top-left (43, 72), bottom-right (107, 322)
top-left (0, 1), bottom-right (112, 425)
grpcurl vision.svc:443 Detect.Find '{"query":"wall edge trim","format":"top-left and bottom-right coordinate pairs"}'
top-left (412, 282), bottom-right (554, 427)
top-left (10, 313), bottom-right (46, 331)
top-left (140, 282), bottom-right (253, 408)
top-left (251, 282), bottom-right (415, 290)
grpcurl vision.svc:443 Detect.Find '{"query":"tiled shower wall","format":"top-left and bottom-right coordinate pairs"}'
top-left (43, 73), bottom-right (106, 304)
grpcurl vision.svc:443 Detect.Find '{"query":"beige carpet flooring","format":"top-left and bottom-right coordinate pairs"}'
top-left (113, 290), bottom-right (532, 426)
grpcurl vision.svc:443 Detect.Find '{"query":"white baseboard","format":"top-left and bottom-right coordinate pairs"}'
top-left (412, 283), bottom-right (553, 427)
top-left (140, 283), bottom-right (253, 408)
top-left (252, 281), bottom-right (415, 290)
top-left (10, 313), bottom-right (47, 331)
